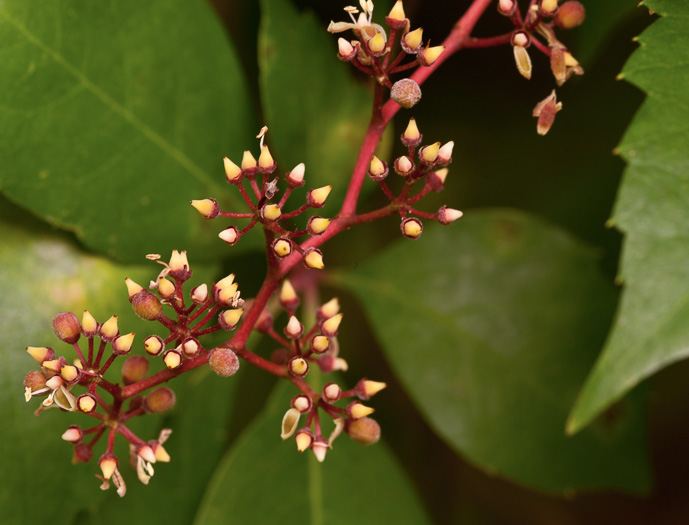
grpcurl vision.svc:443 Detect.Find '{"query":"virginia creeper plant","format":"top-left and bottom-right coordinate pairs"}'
top-left (4, 0), bottom-right (687, 522)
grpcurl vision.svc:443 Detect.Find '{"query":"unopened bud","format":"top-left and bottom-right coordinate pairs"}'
top-left (122, 355), bottom-right (150, 385)
top-left (190, 198), bottom-right (219, 219)
top-left (321, 313), bottom-right (343, 337)
top-left (386, 0), bottom-right (406, 27)
top-left (284, 316), bottom-right (304, 339)
top-left (402, 118), bottom-right (422, 146)
top-left (295, 428), bottom-right (314, 452)
top-left (280, 279), bottom-right (299, 309)
top-left (113, 332), bottom-right (135, 356)
top-left (369, 155), bottom-right (388, 181)
top-left (311, 335), bottom-right (330, 354)
top-left (181, 338), bottom-right (201, 357)
top-left (318, 297), bottom-right (340, 320)
top-left (420, 45), bottom-right (444, 66)
top-left (144, 387), bottom-right (176, 413)
top-left (438, 141), bottom-right (454, 163)
top-left (81, 310), bottom-right (98, 336)
top-left (261, 203), bottom-right (282, 221)
top-left (191, 284), bottom-right (209, 304)
top-left (322, 382), bottom-right (342, 403)
top-left (76, 393), bottom-right (97, 413)
top-left (438, 206), bottom-right (463, 225)
top-left (390, 78), bottom-right (421, 109)
top-left (307, 217), bottom-right (330, 235)
top-left (52, 312), bottom-right (81, 344)
top-left (287, 163), bottom-right (306, 186)
top-left (45, 374), bottom-right (63, 390)
top-left (289, 356), bottom-right (309, 377)
top-left (308, 186), bottom-right (332, 208)
top-left (539, 0), bottom-right (559, 15)
top-left (241, 150), bottom-right (257, 171)
top-left (401, 217), bottom-right (423, 239)
top-left (144, 335), bottom-right (164, 357)
top-left (258, 145), bottom-right (276, 172)
top-left (219, 308), bottom-right (244, 330)
top-left (420, 142), bottom-right (441, 163)
top-left (131, 291), bottom-right (163, 321)
top-left (394, 155), bottom-right (414, 176)
top-left (99, 315), bottom-right (119, 341)
top-left (272, 238), bottom-right (293, 258)
top-left (26, 346), bottom-right (54, 364)
top-left (60, 364), bottom-right (81, 384)
top-left (512, 31), bottom-right (530, 48)
top-left (402, 28), bottom-right (423, 52)
top-left (137, 445), bottom-right (157, 464)
top-left (346, 417), bottom-right (381, 445)
top-left (498, 0), bottom-right (516, 16)
top-left (357, 379), bottom-right (388, 399)
top-left (347, 401), bottom-right (375, 420)
top-left (162, 349), bottom-right (183, 370)
top-left (224, 157), bottom-right (242, 183)
top-left (303, 249), bottom-right (325, 270)
top-left (554, 1), bottom-right (585, 28)
top-left (312, 438), bottom-right (329, 462)
top-left (367, 31), bottom-right (386, 54)
top-left (337, 37), bottom-right (355, 60)
top-left (208, 346), bottom-right (240, 377)
top-left (24, 370), bottom-right (48, 396)
top-left (291, 394), bottom-right (313, 414)
top-left (62, 425), bottom-right (83, 444)
top-left (152, 442), bottom-right (171, 463)
top-left (99, 455), bottom-right (119, 480)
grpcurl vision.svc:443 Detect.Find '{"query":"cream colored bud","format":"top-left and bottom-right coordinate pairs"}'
top-left (402, 218), bottom-right (423, 239)
top-left (320, 298), bottom-right (340, 318)
top-left (241, 150), bottom-right (257, 170)
top-left (370, 155), bottom-right (386, 176)
top-left (422, 45), bottom-right (444, 66)
top-left (77, 394), bottom-right (97, 413)
top-left (285, 316), bottom-right (303, 338)
top-left (190, 199), bottom-right (217, 219)
top-left (45, 375), bottom-right (63, 390)
top-left (397, 156), bottom-right (413, 174)
top-left (81, 310), bottom-right (98, 334)
top-left (144, 335), bottom-right (164, 356)
top-left (280, 279), bottom-right (298, 304)
top-left (169, 250), bottom-right (189, 272)
top-left (338, 37), bottom-right (354, 57)
top-left (421, 142), bottom-right (441, 163)
top-left (368, 31), bottom-right (386, 53)
top-left (288, 163), bottom-right (306, 184)
top-left (191, 284), bottom-right (209, 303)
top-left (312, 440), bottom-right (328, 463)
top-left (100, 457), bottom-right (118, 480)
top-left (223, 157), bottom-right (242, 182)
top-left (158, 278), bottom-right (175, 298)
top-left (403, 28), bottom-right (423, 50)
top-left (216, 274), bottom-right (235, 289)
top-left (258, 145), bottom-right (275, 169)
top-left (154, 444), bottom-right (171, 462)
top-left (311, 335), bottom-right (330, 354)
top-left (219, 227), bottom-right (239, 245)
top-left (163, 350), bottom-right (182, 370)
top-left (438, 141), bottom-right (454, 162)
top-left (388, 0), bottom-right (405, 21)
top-left (26, 346), bottom-right (52, 364)
top-left (114, 332), bottom-right (135, 355)
top-left (541, 0), bottom-right (558, 13)
top-left (262, 203), bottom-right (282, 221)
top-left (182, 339), bottom-right (200, 357)
top-left (309, 185), bottom-right (332, 207)
top-left (125, 278), bottom-right (144, 299)
top-left (321, 313), bottom-right (343, 336)
top-left (220, 308), bottom-right (244, 329)
top-left (61, 365), bottom-right (79, 383)
top-left (289, 357), bottom-right (309, 377)
top-left (403, 118), bottom-right (421, 142)
top-left (513, 32), bottom-right (529, 47)
top-left (334, 357), bottom-right (349, 372)
top-left (43, 359), bottom-right (61, 373)
top-left (363, 380), bottom-right (387, 397)
top-left (350, 402), bottom-right (375, 419)
top-left (296, 431), bottom-right (313, 452)
top-left (304, 249), bottom-right (324, 270)
top-left (435, 168), bottom-right (449, 184)
top-left (564, 51), bottom-right (579, 67)
top-left (272, 238), bottom-right (292, 258)
top-left (100, 315), bottom-right (119, 339)
top-left (309, 217), bottom-right (330, 235)
top-left (218, 283), bottom-right (239, 305)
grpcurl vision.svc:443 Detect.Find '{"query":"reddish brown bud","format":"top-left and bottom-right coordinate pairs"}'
top-left (131, 291), bottom-right (163, 321)
top-left (144, 387), bottom-right (176, 413)
top-left (554, 1), bottom-right (585, 28)
top-left (52, 312), bottom-right (81, 344)
top-left (208, 346), bottom-right (240, 377)
top-left (390, 78), bottom-right (422, 109)
top-left (346, 417), bottom-right (381, 445)
top-left (122, 356), bottom-right (150, 385)
top-left (23, 370), bottom-right (48, 394)
top-left (73, 443), bottom-right (93, 464)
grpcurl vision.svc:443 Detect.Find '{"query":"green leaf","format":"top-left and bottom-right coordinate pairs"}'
top-left (567, 1), bottom-right (689, 433)
top-left (0, 0), bottom-right (254, 263)
top-left (340, 210), bottom-right (649, 493)
top-left (194, 382), bottom-right (431, 525)
top-left (258, 0), bottom-right (372, 216)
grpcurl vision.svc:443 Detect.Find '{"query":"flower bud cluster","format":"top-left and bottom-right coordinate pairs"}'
top-left (265, 280), bottom-right (386, 462)
top-left (191, 128), bottom-right (334, 271)
top-left (368, 117), bottom-right (462, 239)
top-left (328, 1), bottom-right (444, 109)
top-left (23, 249), bottom-right (248, 497)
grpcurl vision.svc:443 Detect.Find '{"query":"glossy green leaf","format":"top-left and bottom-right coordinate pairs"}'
top-left (258, 0), bottom-right (372, 216)
top-left (0, 0), bottom-right (254, 263)
top-left (194, 381), bottom-right (431, 525)
top-left (340, 210), bottom-right (649, 493)
top-left (567, 1), bottom-right (689, 433)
